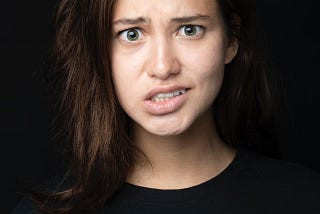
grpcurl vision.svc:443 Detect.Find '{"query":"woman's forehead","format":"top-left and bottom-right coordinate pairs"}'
top-left (112, 0), bottom-right (219, 21)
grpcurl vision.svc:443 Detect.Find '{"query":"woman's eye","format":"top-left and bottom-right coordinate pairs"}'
top-left (177, 25), bottom-right (204, 38)
top-left (119, 28), bottom-right (143, 42)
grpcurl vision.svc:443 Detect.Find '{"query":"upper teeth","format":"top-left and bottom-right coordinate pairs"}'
top-left (151, 89), bottom-right (186, 102)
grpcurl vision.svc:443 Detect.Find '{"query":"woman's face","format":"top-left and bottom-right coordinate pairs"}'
top-left (111, 0), bottom-right (238, 136)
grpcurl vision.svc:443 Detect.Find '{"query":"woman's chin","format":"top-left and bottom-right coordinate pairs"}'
top-left (143, 122), bottom-right (189, 137)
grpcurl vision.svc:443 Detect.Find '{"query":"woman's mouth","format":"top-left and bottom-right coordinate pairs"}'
top-left (150, 89), bottom-right (187, 102)
top-left (143, 87), bottom-right (189, 115)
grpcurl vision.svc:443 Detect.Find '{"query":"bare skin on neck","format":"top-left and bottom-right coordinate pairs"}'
top-left (127, 109), bottom-right (236, 190)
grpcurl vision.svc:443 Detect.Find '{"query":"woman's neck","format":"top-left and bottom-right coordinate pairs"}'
top-left (127, 111), bottom-right (236, 189)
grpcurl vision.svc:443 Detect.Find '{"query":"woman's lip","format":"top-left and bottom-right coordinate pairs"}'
top-left (144, 85), bottom-right (190, 100)
top-left (143, 90), bottom-right (189, 115)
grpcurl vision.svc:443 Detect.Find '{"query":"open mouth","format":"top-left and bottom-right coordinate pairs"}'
top-left (144, 87), bottom-right (190, 115)
top-left (150, 89), bottom-right (188, 102)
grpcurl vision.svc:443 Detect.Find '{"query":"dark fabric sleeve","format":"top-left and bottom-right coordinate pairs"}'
top-left (11, 198), bottom-right (40, 214)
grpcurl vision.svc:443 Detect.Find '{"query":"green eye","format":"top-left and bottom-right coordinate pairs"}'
top-left (126, 29), bottom-right (140, 41)
top-left (178, 25), bottom-right (204, 38)
top-left (184, 25), bottom-right (197, 36)
top-left (119, 28), bottom-right (142, 42)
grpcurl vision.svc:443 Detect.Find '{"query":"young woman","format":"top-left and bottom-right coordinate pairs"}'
top-left (13, 0), bottom-right (320, 213)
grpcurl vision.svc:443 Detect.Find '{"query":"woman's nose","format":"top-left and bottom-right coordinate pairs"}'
top-left (145, 38), bottom-right (181, 80)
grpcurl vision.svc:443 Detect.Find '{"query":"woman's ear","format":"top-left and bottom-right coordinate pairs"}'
top-left (224, 38), bottom-right (239, 64)
top-left (224, 15), bottom-right (241, 64)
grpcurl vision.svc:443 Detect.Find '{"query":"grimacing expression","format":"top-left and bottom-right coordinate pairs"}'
top-left (111, 0), bottom-right (238, 136)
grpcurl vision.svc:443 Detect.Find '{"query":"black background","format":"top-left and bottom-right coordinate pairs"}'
top-left (1, 0), bottom-right (320, 213)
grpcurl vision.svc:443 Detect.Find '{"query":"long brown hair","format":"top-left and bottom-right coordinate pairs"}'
top-left (32, 0), bottom-right (279, 213)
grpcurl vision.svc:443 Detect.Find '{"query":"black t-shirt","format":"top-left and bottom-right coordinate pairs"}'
top-left (101, 150), bottom-right (320, 214)
top-left (13, 150), bottom-right (320, 213)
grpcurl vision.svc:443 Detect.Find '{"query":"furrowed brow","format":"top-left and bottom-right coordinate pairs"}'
top-left (171, 14), bottom-right (211, 23)
top-left (113, 17), bottom-right (151, 26)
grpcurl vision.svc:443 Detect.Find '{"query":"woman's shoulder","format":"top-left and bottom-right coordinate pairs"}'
top-left (209, 149), bottom-right (320, 213)
top-left (12, 197), bottom-right (39, 214)
top-left (12, 175), bottom-right (67, 214)
top-left (237, 149), bottom-right (320, 180)
top-left (234, 149), bottom-right (320, 195)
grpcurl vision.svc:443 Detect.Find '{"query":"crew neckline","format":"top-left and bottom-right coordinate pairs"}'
top-left (120, 149), bottom-right (244, 202)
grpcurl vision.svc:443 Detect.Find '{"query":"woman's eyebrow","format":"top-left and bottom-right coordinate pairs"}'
top-left (170, 14), bottom-right (211, 23)
top-left (113, 14), bottom-right (211, 26)
top-left (113, 17), bottom-right (151, 26)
